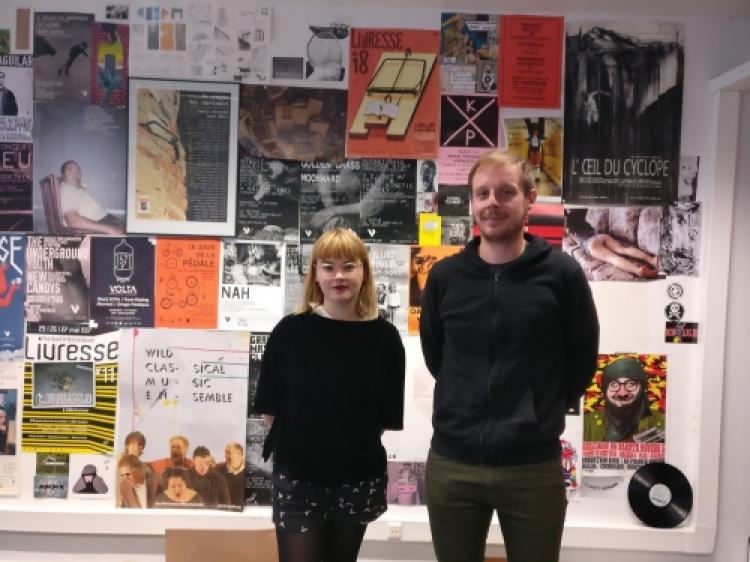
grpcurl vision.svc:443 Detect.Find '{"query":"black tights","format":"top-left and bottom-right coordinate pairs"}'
top-left (276, 518), bottom-right (367, 562)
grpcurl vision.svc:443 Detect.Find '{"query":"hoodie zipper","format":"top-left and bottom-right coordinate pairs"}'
top-left (480, 270), bottom-right (501, 464)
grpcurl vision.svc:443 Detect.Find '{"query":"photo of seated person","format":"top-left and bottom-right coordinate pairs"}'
top-left (58, 160), bottom-right (124, 235)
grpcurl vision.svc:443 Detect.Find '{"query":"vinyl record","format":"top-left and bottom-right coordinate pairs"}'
top-left (627, 462), bottom-right (693, 528)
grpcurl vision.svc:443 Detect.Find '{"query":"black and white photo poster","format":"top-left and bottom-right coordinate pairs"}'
top-left (369, 244), bottom-right (409, 332)
top-left (236, 157), bottom-right (299, 242)
top-left (299, 160), bottom-right (361, 243)
top-left (563, 22), bottom-right (684, 205)
top-left (358, 159), bottom-right (417, 245)
top-left (219, 240), bottom-right (283, 332)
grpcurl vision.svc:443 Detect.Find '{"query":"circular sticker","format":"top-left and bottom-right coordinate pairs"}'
top-left (667, 283), bottom-right (684, 300)
top-left (665, 302), bottom-right (685, 321)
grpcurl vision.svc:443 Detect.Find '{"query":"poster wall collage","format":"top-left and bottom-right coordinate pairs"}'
top-left (0, 6), bottom-right (700, 514)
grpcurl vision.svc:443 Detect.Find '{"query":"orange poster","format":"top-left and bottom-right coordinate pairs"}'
top-left (407, 245), bottom-right (462, 335)
top-left (154, 237), bottom-right (220, 328)
top-left (498, 16), bottom-right (564, 108)
top-left (347, 28), bottom-right (440, 159)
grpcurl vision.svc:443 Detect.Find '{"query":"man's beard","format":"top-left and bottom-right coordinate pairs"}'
top-left (479, 212), bottom-right (526, 244)
top-left (604, 392), bottom-right (647, 441)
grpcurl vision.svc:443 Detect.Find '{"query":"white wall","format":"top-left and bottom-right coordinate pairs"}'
top-left (0, 2), bottom-right (749, 561)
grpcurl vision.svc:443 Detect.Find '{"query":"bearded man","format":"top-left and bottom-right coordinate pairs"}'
top-left (419, 149), bottom-right (599, 562)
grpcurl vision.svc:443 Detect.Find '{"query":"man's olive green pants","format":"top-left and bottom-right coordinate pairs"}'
top-left (426, 449), bottom-right (567, 562)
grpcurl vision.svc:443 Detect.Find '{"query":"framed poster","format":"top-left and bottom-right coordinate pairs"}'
top-left (127, 78), bottom-right (239, 236)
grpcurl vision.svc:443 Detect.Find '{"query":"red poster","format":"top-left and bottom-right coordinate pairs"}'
top-left (498, 16), bottom-right (563, 108)
top-left (154, 237), bottom-right (220, 328)
top-left (347, 28), bottom-right (440, 159)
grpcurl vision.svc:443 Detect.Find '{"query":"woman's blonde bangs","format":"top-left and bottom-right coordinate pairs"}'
top-left (298, 228), bottom-right (377, 319)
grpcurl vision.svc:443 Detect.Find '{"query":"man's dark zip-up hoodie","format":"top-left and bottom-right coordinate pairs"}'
top-left (420, 234), bottom-right (599, 466)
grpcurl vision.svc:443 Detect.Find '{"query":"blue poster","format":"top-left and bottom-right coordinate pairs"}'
top-left (90, 236), bottom-right (155, 329)
top-left (0, 234), bottom-right (25, 359)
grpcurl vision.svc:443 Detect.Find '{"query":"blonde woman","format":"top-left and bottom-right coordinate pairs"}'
top-left (253, 228), bottom-right (405, 562)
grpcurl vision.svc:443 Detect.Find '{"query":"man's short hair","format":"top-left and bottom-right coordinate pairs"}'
top-left (60, 160), bottom-right (79, 176)
top-left (193, 445), bottom-right (211, 459)
top-left (467, 149), bottom-right (535, 197)
top-left (170, 435), bottom-right (189, 449)
top-left (124, 431), bottom-right (146, 449)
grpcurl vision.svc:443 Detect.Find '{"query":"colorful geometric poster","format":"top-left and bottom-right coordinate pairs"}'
top-left (90, 236), bottom-right (155, 330)
top-left (498, 16), bottom-right (564, 108)
top-left (33, 13), bottom-right (93, 102)
top-left (370, 244), bottom-right (409, 332)
top-left (90, 22), bottom-right (128, 106)
top-left (563, 22), bottom-right (684, 204)
top-left (0, 143), bottom-right (33, 232)
top-left (24, 235), bottom-right (91, 326)
top-left (116, 328), bottom-right (250, 511)
top-left (504, 117), bottom-right (563, 200)
top-left (21, 327), bottom-right (119, 454)
top-left (219, 240), bottom-right (283, 332)
top-left (347, 28), bottom-right (440, 159)
top-left (236, 157), bottom-right (300, 242)
top-left (582, 353), bottom-right (666, 473)
top-left (154, 237), bottom-right (220, 329)
top-left (239, 85), bottom-right (347, 163)
top-left (438, 94), bottom-right (498, 185)
top-left (0, 54), bottom-right (33, 142)
top-left (0, 234), bottom-right (25, 359)
top-left (407, 245), bottom-right (461, 335)
top-left (440, 13), bottom-right (499, 94)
